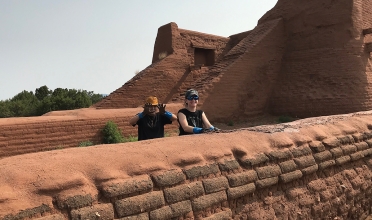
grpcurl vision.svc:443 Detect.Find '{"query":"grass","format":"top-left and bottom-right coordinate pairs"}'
top-left (79, 141), bottom-right (94, 147)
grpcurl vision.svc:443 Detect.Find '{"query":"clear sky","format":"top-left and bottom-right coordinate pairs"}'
top-left (0, 0), bottom-right (277, 101)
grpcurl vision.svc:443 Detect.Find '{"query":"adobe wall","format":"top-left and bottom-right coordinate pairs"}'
top-left (94, 23), bottom-right (230, 109)
top-left (259, 0), bottom-right (372, 117)
top-left (2, 111), bottom-right (372, 219)
top-left (0, 105), bottom-right (180, 158)
top-left (201, 18), bottom-right (285, 122)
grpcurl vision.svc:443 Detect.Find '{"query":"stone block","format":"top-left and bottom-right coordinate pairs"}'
top-left (169, 201), bottom-right (193, 218)
top-left (2, 204), bottom-right (51, 220)
top-left (280, 170), bottom-right (303, 183)
top-left (101, 175), bottom-right (153, 198)
top-left (202, 177), bottom-right (229, 193)
top-left (255, 165), bottom-right (281, 179)
top-left (322, 137), bottom-right (341, 148)
top-left (337, 135), bottom-right (355, 145)
top-left (330, 147), bottom-right (343, 158)
top-left (350, 152), bottom-right (364, 161)
top-left (313, 151), bottom-right (332, 163)
top-left (255, 177), bottom-right (278, 189)
top-left (191, 191), bottom-right (227, 212)
top-left (115, 191), bottom-right (165, 217)
top-left (309, 141), bottom-right (326, 153)
top-left (354, 142), bottom-right (369, 151)
top-left (366, 140), bottom-right (372, 148)
top-left (353, 133), bottom-right (367, 142)
top-left (151, 169), bottom-right (186, 187)
top-left (279, 160), bottom-right (297, 173)
top-left (70, 203), bottom-right (114, 220)
top-left (149, 206), bottom-right (172, 220)
top-left (163, 181), bottom-right (204, 204)
top-left (226, 170), bottom-right (258, 187)
top-left (33, 214), bottom-right (64, 220)
top-left (56, 194), bottom-right (95, 209)
top-left (184, 163), bottom-right (220, 179)
top-left (119, 213), bottom-right (149, 220)
top-left (335, 156), bottom-right (351, 165)
top-left (293, 155), bottom-right (316, 169)
top-left (240, 153), bottom-right (269, 167)
top-left (301, 164), bottom-right (318, 175)
top-left (227, 183), bottom-right (255, 200)
top-left (218, 160), bottom-right (241, 171)
top-left (204, 209), bottom-right (232, 220)
top-left (318, 160), bottom-right (336, 170)
top-left (340, 145), bottom-right (357, 155)
top-left (290, 146), bottom-right (312, 157)
top-left (267, 150), bottom-right (292, 161)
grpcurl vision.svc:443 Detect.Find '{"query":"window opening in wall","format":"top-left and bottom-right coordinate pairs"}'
top-left (194, 48), bottom-right (215, 66)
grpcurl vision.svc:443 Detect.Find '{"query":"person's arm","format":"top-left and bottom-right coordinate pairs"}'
top-left (129, 104), bottom-right (150, 126)
top-left (201, 112), bottom-right (219, 131)
top-left (158, 104), bottom-right (177, 121)
top-left (178, 112), bottom-right (203, 134)
top-left (129, 114), bottom-right (140, 126)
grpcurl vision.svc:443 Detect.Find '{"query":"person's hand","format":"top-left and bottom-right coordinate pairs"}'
top-left (157, 103), bottom-right (166, 115)
top-left (143, 103), bottom-right (151, 115)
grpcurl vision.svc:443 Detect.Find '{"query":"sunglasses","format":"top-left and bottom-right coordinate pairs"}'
top-left (186, 96), bottom-right (199, 100)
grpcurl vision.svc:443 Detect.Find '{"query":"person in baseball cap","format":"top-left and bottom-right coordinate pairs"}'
top-left (177, 89), bottom-right (220, 135)
top-left (129, 96), bottom-right (177, 141)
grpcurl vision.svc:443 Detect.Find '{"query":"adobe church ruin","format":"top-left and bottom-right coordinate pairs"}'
top-left (95, 0), bottom-right (372, 122)
top-left (2, 0), bottom-right (372, 219)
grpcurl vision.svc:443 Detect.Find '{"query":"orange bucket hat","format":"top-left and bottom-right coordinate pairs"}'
top-left (145, 96), bottom-right (159, 105)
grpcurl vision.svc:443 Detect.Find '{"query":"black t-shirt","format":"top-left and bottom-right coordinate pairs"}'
top-left (177, 108), bottom-right (204, 136)
top-left (135, 113), bottom-right (172, 141)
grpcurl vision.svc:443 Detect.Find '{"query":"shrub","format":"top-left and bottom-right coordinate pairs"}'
top-left (79, 141), bottom-right (94, 147)
top-left (102, 121), bottom-right (124, 144)
top-left (123, 135), bottom-right (138, 142)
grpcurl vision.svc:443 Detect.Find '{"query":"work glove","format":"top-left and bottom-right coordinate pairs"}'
top-left (157, 103), bottom-right (166, 115)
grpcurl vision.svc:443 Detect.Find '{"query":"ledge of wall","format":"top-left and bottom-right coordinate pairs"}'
top-left (2, 111), bottom-right (372, 219)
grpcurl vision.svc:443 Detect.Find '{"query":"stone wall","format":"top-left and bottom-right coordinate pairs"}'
top-left (2, 112), bottom-right (372, 219)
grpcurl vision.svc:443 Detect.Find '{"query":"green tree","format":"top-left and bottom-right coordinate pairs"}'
top-left (35, 85), bottom-right (52, 101)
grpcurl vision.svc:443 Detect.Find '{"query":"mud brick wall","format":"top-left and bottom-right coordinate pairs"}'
top-left (202, 18), bottom-right (285, 121)
top-left (0, 109), bottom-right (179, 158)
top-left (3, 114), bottom-right (372, 219)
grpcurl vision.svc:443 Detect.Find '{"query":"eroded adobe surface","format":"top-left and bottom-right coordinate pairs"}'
top-left (94, 0), bottom-right (372, 122)
top-left (2, 111), bottom-right (372, 219)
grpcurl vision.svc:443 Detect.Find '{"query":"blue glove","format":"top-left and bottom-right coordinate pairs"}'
top-left (164, 111), bottom-right (172, 119)
top-left (138, 112), bottom-right (145, 119)
top-left (193, 127), bottom-right (203, 134)
top-left (209, 126), bottom-right (215, 131)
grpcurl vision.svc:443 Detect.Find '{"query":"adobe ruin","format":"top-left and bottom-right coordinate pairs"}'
top-left (1, 0), bottom-right (372, 219)
top-left (94, 0), bottom-right (372, 122)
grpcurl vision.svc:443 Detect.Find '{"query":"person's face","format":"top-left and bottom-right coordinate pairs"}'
top-left (185, 95), bottom-right (199, 107)
top-left (148, 105), bottom-right (158, 115)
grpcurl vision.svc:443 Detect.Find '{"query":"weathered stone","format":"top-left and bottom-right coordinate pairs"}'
top-left (101, 175), bottom-right (153, 198)
top-left (227, 183), bottom-right (255, 199)
top-left (279, 160), bottom-right (297, 173)
top-left (255, 165), bottom-right (281, 179)
top-left (191, 191), bottom-right (227, 212)
top-left (202, 176), bottom-right (229, 193)
top-left (293, 155), bottom-right (316, 169)
top-left (56, 194), bottom-right (95, 209)
top-left (309, 141), bottom-right (326, 153)
top-left (227, 170), bottom-right (258, 187)
top-left (280, 170), bottom-right (303, 183)
top-left (184, 164), bottom-right (220, 179)
top-left (313, 151), bottom-right (332, 163)
top-left (70, 203), bottom-right (114, 220)
top-left (322, 137), bottom-right (341, 148)
top-left (267, 150), bottom-right (293, 161)
top-left (255, 177), bottom-right (278, 189)
top-left (163, 181), bottom-right (204, 203)
top-left (151, 169), bottom-right (186, 187)
top-left (115, 191), bottom-right (165, 217)
top-left (218, 160), bottom-right (241, 171)
top-left (290, 146), bottom-right (312, 157)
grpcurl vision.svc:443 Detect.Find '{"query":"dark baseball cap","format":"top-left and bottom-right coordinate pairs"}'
top-left (185, 89), bottom-right (198, 98)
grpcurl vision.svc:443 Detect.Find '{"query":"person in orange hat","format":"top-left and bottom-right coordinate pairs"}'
top-left (129, 96), bottom-right (177, 141)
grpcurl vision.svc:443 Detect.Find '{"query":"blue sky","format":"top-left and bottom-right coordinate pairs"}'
top-left (0, 0), bottom-right (277, 101)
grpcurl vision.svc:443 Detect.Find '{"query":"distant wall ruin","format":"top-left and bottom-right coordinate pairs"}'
top-left (94, 0), bottom-right (372, 122)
